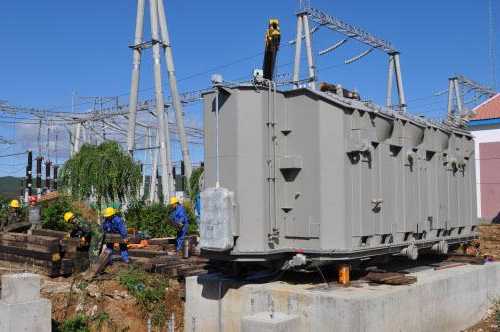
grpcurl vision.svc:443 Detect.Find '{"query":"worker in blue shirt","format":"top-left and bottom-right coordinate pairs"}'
top-left (102, 207), bottom-right (129, 263)
top-left (169, 197), bottom-right (189, 252)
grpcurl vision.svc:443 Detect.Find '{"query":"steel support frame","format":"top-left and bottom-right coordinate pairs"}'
top-left (293, 12), bottom-right (316, 89)
top-left (386, 53), bottom-right (407, 112)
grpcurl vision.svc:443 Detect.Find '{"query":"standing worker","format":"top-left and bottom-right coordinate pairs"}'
top-left (102, 207), bottom-right (129, 263)
top-left (169, 197), bottom-right (189, 252)
top-left (1, 200), bottom-right (21, 231)
top-left (63, 211), bottom-right (103, 264)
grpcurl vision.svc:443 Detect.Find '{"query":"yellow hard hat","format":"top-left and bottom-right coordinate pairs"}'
top-left (9, 200), bottom-right (20, 208)
top-left (64, 212), bottom-right (75, 222)
top-left (169, 196), bottom-right (179, 205)
top-left (103, 207), bottom-right (116, 218)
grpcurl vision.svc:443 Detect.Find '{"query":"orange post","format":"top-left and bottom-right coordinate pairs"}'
top-left (338, 264), bottom-right (350, 285)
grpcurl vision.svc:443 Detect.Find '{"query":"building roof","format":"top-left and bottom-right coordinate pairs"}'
top-left (471, 94), bottom-right (500, 120)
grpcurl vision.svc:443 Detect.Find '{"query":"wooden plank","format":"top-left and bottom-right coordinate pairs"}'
top-left (3, 222), bottom-right (32, 233)
top-left (104, 234), bottom-right (127, 244)
top-left (365, 272), bottom-right (417, 285)
top-left (0, 233), bottom-right (60, 251)
top-left (32, 229), bottom-right (69, 239)
top-left (0, 252), bottom-right (62, 277)
top-left (127, 249), bottom-right (167, 258)
top-left (0, 245), bottom-right (61, 261)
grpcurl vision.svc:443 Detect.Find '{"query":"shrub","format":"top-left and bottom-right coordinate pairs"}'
top-left (118, 266), bottom-right (168, 327)
top-left (125, 200), bottom-right (198, 238)
top-left (58, 314), bottom-right (90, 332)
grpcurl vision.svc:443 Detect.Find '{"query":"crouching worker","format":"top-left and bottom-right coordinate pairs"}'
top-left (102, 207), bottom-right (129, 263)
top-left (169, 197), bottom-right (189, 252)
top-left (63, 211), bottom-right (102, 264)
top-left (1, 200), bottom-right (21, 231)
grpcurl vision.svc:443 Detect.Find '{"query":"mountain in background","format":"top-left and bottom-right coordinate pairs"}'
top-left (0, 177), bottom-right (23, 199)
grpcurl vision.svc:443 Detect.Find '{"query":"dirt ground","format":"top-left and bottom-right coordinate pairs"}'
top-left (0, 261), bottom-right (185, 332)
top-left (463, 308), bottom-right (500, 332)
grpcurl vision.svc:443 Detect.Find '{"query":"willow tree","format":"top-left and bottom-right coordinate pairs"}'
top-left (59, 141), bottom-right (142, 208)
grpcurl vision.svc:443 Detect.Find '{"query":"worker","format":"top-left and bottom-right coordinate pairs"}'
top-left (63, 211), bottom-right (103, 264)
top-left (169, 197), bottom-right (189, 252)
top-left (1, 200), bottom-right (21, 230)
top-left (102, 207), bottom-right (129, 263)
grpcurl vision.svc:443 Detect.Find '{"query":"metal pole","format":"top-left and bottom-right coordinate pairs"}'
top-left (74, 123), bottom-right (81, 154)
top-left (127, 0), bottom-right (146, 155)
top-left (82, 125), bottom-right (88, 145)
top-left (393, 53), bottom-right (406, 112)
top-left (149, 130), bottom-right (159, 203)
top-left (293, 15), bottom-right (304, 87)
top-left (157, 0), bottom-right (193, 182)
top-left (149, 0), bottom-right (170, 204)
top-left (386, 54), bottom-right (395, 108)
top-left (140, 127), bottom-right (150, 199)
top-left (447, 79), bottom-right (454, 119)
top-left (302, 14), bottom-right (316, 90)
top-left (215, 88), bottom-right (220, 188)
top-left (453, 79), bottom-right (464, 116)
top-left (163, 110), bottom-right (175, 196)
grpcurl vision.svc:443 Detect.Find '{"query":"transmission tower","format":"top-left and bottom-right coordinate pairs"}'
top-left (126, 0), bottom-right (193, 202)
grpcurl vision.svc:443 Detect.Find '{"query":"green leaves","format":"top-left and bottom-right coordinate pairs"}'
top-left (59, 141), bottom-right (142, 209)
top-left (125, 200), bottom-right (198, 238)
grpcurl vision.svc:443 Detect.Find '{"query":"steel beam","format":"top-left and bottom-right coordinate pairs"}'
top-left (293, 14), bottom-right (304, 87)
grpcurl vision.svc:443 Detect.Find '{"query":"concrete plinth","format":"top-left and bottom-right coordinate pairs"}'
top-left (185, 263), bottom-right (500, 332)
top-left (241, 312), bottom-right (299, 332)
top-left (0, 273), bottom-right (51, 332)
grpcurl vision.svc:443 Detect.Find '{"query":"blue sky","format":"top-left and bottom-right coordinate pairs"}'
top-left (0, 0), bottom-right (498, 177)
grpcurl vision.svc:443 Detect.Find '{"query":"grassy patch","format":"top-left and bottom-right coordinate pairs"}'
top-left (118, 265), bottom-right (169, 327)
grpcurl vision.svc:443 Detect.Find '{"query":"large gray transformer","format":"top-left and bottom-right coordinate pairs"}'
top-left (201, 85), bottom-right (477, 262)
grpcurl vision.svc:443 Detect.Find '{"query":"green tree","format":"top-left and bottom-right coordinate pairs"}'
top-left (59, 141), bottom-right (141, 209)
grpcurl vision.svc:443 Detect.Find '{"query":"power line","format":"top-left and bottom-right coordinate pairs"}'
top-left (0, 151), bottom-right (27, 158)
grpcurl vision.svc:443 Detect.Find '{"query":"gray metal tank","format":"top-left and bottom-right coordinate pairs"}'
top-left (201, 85), bottom-right (477, 263)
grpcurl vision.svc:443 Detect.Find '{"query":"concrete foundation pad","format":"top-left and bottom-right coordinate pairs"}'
top-left (0, 273), bottom-right (51, 332)
top-left (0, 299), bottom-right (52, 332)
top-left (241, 312), bottom-right (299, 332)
top-left (185, 262), bottom-right (500, 332)
top-left (1, 273), bottom-right (41, 304)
